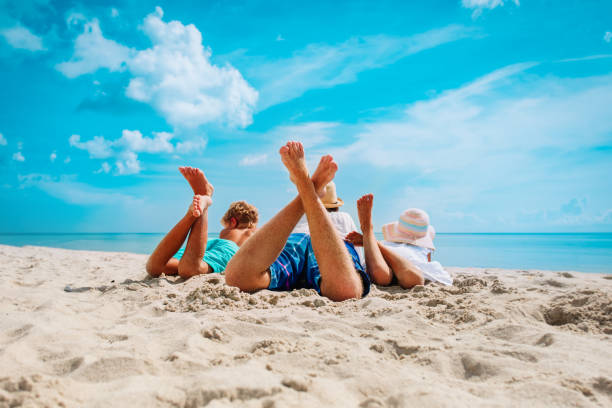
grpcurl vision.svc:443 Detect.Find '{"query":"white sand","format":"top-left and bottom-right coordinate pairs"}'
top-left (1, 244), bottom-right (611, 407)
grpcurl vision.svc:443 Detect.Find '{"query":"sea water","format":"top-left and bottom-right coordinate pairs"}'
top-left (0, 233), bottom-right (610, 273)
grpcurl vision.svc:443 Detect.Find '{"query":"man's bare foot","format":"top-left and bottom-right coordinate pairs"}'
top-left (345, 231), bottom-right (364, 247)
top-left (311, 155), bottom-right (338, 197)
top-left (179, 166), bottom-right (214, 197)
top-left (189, 194), bottom-right (213, 218)
top-left (279, 141), bottom-right (309, 184)
top-left (357, 194), bottom-right (374, 232)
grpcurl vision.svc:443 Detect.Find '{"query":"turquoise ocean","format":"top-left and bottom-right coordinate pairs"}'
top-left (1, 233), bottom-right (610, 274)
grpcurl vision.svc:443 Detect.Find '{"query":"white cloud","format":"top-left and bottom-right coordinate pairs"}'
top-left (111, 8), bottom-right (119, 18)
top-left (240, 154), bottom-right (268, 166)
top-left (0, 133), bottom-right (6, 146)
top-left (64, 156), bottom-right (71, 164)
top-left (95, 162), bottom-right (111, 174)
top-left (335, 62), bottom-right (612, 169)
top-left (175, 137), bottom-right (207, 154)
top-left (12, 151), bottom-right (25, 162)
top-left (605, 32), bottom-right (612, 43)
top-left (115, 130), bottom-right (174, 153)
top-left (58, 8), bottom-right (258, 129)
top-left (462, 0), bottom-right (520, 18)
top-left (69, 134), bottom-right (113, 158)
top-left (249, 25), bottom-right (474, 109)
top-left (68, 129), bottom-right (204, 174)
top-left (18, 174), bottom-right (140, 206)
top-left (115, 151), bottom-right (140, 175)
top-left (56, 19), bottom-right (132, 78)
top-left (276, 34), bottom-right (284, 42)
top-left (50, 151), bottom-right (57, 162)
top-left (0, 25), bottom-right (45, 51)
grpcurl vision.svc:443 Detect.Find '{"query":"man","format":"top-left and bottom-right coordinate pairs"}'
top-left (224, 142), bottom-right (370, 301)
top-left (146, 167), bottom-right (258, 279)
top-left (292, 181), bottom-right (359, 237)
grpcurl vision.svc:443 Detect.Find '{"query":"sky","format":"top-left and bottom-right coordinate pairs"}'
top-left (0, 0), bottom-right (611, 233)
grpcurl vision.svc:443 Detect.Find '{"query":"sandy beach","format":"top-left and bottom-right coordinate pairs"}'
top-left (1, 244), bottom-right (611, 407)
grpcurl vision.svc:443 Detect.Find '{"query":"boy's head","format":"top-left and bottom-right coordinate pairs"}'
top-left (221, 201), bottom-right (259, 229)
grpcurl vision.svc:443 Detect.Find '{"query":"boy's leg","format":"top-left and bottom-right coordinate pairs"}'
top-left (281, 142), bottom-right (363, 301)
top-left (145, 166), bottom-right (213, 277)
top-left (357, 194), bottom-right (393, 285)
top-left (177, 195), bottom-right (213, 278)
top-left (224, 155), bottom-right (337, 292)
top-left (146, 209), bottom-right (196, 277)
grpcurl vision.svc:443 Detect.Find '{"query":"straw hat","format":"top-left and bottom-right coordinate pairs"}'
top-left (321, 182), bottom-right (344, 208)
top-left (382, 208), bottom-right (436, 250)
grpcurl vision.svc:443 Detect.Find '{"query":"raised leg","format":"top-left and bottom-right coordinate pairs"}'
top-left (224, 154), bottom-right (337, 292)
top-left (178, 195), bottom-right (213, 278)
top-left (145, 166), bottom-right (213, 278)
top-left (357, 194), bottom-right (393, 285)
top-left (146, 203), bottom-right (197, 277)
top-left (282, 142), bottom-right (363, 301)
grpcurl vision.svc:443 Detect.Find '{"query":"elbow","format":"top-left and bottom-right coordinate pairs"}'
top-left (398, 271), bottom-right (424, 289)
top-left (370, 267), bottom-right (393, 286)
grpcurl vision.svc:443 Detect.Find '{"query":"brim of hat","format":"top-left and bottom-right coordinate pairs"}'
top-left (382, 222), bottom-right (436, 250)
top-left (323, 198), bottom-right (344, 208)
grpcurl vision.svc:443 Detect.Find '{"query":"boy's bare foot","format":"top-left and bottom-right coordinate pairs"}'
top-left (357, 194), bottom-right (374, 232)
top-left (189, 194), bottom-right (213, 218)
top-left (279, 141), bottom-right (309, 184)
top-left (179, 166), bottom-right (214, 197)
top-left (311, 155), bottom-right (338, 197)
top-left (345, 231), bottom-right (364, 247)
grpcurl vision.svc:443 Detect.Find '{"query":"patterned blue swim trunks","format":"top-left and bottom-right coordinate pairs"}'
top-left (268, 233), bottom-right (371, 297)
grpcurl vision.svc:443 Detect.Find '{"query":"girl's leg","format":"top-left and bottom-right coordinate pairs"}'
top-left (356, 194), bottom-right (393, 285)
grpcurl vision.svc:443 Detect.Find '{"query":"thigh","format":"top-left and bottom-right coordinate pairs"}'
top-left (305, 241), bottom-right (372, 297)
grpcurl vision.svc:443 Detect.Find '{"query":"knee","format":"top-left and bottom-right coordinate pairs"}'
top-left (146, 258), bottom-right (163, 278)
top-left (321, 280), bottom-right (363, 302)
top-left (177, 261), bottom-right (200, 279)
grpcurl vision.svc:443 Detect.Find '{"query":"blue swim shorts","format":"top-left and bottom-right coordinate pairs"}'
top-left (268, 233), bottom-right (371, 297)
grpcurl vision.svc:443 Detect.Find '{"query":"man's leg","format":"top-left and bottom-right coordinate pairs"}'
top-left (356, 194), bottom-right (393, 285)
top-left (224, 155), bottom-right (337, 292)
top-left (145, 166), bottom-right (213, 277)
top-left (281, 142), bottom-right (363, 301)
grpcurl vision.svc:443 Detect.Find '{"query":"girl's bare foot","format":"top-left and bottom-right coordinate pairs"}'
top-left (279, 141), bottom-right (309, 184)
top-left (179, 166), bottom-right (214, 197)
top-left (311, 155), bottom-right (338, 198)
top-left (189, 195), bottom-right (213, 218)
top-left (357, 194), bottom-right (374, 232)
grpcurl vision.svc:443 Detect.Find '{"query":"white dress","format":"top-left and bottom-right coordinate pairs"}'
top-left (381, 241), bottom-right (453, 286)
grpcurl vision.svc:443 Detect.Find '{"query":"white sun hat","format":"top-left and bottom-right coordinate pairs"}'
top-left (320, 181), bottom-right (344, 208)
top-left (382, 208), bottom-right (436, 250)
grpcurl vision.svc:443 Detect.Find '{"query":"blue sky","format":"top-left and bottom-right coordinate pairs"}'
top-left (1, 0), bottom-right (611, 233)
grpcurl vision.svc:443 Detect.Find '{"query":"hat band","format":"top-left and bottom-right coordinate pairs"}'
top-left (398, 218), bottom-right (428, 232)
